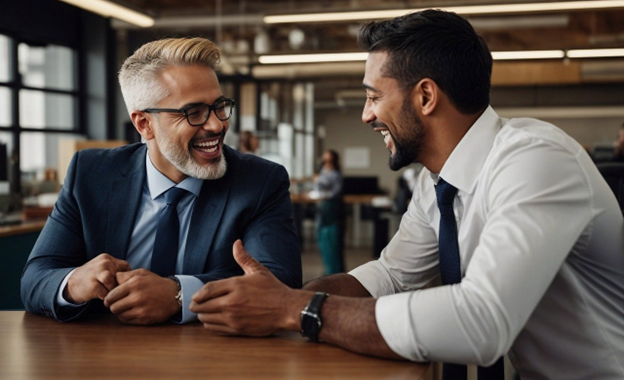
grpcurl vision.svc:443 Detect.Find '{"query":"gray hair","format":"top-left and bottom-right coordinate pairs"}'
top-left (118, 37), bottom-right (221, 115)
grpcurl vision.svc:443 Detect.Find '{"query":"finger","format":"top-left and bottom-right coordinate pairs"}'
top-left (93, 281), bottom-right (110, 300)
top-left (112, 258), bottom-right (132, 272)
top-left (116, 269), bottom-right (137, 284)
top-left (104, 283), bottom-right (131, 308)
top-left (197, 312), bottom-right (229, 326)
top-left (190, 297), bottom-right (227, 314)
top-left (97, 270), bottom-right (118, 292)
top-left (202, 323), bottom-right (238, 335)
top-left (191, 280), bottom-right (234, 304)
top-left (108, 294), bottom-right (135, 315)
top-left (232, 240), bottom-right (264, 275)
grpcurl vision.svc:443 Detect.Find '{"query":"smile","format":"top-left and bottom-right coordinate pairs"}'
top-left (193, 139), bottom-right (219, 153)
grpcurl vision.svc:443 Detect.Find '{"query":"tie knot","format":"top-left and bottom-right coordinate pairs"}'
top-left (435, 179), bottom-right (458, 205)
top-left (164, 187), bottom-right (188, 206)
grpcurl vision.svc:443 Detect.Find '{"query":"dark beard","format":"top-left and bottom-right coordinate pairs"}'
top-left (388, 98), bottom-right (425, 171)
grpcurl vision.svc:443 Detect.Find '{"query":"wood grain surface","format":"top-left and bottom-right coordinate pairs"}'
top-left (0, 311), bottom-right (428, 380)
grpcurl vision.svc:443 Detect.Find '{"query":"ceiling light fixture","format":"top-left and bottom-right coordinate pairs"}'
top-left (258, 52), bottom-right (369, 64)
top-left (58, 0), bottom-right (154, 27)
top-left (492, 50), bottom-right (565, 60)
top-left (259, 48), bottom-right (624, 64)
top-left (567, 48), bottom-right (624, 58)
top-left (264, 1), bottom-right (624, 24)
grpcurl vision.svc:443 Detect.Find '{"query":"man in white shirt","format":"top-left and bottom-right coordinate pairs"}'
top-left (189, 10), bottom-right (624, 379)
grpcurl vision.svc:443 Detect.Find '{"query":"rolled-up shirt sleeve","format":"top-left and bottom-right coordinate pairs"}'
top-left (369, 139), bottom-right (595, 365)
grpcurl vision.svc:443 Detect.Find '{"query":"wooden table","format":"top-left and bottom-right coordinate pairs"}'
top-left (0, 312), bottom-right (429, 380)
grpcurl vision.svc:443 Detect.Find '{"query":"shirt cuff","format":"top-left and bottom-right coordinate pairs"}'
top-left (56, 268), bottom-right (87, 308)
top-left (349, 260), bottom-right (396, 298)
top-left (171, 275), bottom-right (204, 324)
top-left (376, 291), bottom-right (423, 361)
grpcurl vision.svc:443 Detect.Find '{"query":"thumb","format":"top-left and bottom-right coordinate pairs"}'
top-left (233, 239), bottom-right (265, 275)
top-left (116, 270), bottom-right (135, 284)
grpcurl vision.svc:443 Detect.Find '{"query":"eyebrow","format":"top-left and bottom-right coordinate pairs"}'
top-left (181, 96), bottom-right (227, 108)
top-left (363, 84), bottom-right (380, 93)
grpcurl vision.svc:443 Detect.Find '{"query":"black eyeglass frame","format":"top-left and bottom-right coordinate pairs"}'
top-left (142, 98), bottom-right (236, 126)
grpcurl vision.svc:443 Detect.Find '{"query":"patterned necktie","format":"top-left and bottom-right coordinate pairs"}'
top-left (435, 178), bottom-right (504, 380)
top-left (150, 187), bottom-right (188, 277)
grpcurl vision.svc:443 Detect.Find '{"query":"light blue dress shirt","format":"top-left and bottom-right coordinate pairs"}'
top-left (57, 150), bottom-right (205, 323)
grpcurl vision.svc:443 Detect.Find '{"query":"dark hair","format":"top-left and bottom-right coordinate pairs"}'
top-left (327, 149), bottom-right (341, 173)
top-left (358, 9), bottom-right (492, 114)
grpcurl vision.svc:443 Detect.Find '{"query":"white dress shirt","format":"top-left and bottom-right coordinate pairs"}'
top-left (350, 106), bottom-right (624, 379)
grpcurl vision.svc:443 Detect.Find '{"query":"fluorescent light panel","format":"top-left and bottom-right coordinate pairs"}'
top-left (258, 52), bottom-right (369, 64)
top-left (264, 1), bottom-right (624, 24)
top-left (492, 50), bottom-right (565, 60)
top-left (567, 48), bottom-right (624, 58)
top-left (259, 49), bottom-right (624, 64)
top-left (58, 0), bottom-right (154, 27)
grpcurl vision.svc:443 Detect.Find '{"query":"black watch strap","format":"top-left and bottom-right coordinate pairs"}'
top-left (300, 292), bottom-right (329, 342)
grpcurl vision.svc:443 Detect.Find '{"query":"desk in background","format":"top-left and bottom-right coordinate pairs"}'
top-left (0, 220), bottom-right (46, 310)
top-left (291, 193), bottom-right (390, 249)
top-left (0, 312), bottom-right (429, 380)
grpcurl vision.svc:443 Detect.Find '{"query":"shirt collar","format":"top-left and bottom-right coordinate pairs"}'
top-left (145, 150), bottom-right (203, 200)
top-left (432, 106), bottom-right (502, 194)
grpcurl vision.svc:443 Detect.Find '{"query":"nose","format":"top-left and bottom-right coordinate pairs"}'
top-left (362, 99), bottom-right (375, 124)
top-left (200, 111), bottom-right (226, 134)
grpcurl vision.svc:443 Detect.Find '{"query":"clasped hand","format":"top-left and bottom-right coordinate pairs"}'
top-left (65, 253), bottom-right (179, 325)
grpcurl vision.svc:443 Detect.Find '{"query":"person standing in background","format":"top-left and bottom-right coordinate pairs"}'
top-left (314, 150), bottom-right (344, 275)
top-left (239, 131), bottom-right (260, 155)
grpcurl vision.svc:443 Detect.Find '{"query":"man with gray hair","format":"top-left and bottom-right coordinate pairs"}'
top-left (21, 37), bottom-right (301, 325)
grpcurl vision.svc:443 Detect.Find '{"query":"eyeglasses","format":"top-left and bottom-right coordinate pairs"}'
top-left (142, 98), bottom-right (236, 126)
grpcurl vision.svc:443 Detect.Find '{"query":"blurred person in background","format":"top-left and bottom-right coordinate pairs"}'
top-left (313, 150), bottom-right (344, 275)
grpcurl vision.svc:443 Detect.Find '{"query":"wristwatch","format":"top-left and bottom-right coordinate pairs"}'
top-left (300, 292), bottom-right (329, 342)
top-left (167, 275), bottom-right (183, 308)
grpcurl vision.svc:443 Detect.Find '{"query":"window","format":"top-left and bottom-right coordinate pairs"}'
top-left (0, 34), bottom-right (83, 197)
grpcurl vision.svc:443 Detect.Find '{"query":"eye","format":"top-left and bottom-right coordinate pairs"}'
top-left (367, 96), bottom-right (378, 103)
top-left (186, 107), bottom-right (201, 116)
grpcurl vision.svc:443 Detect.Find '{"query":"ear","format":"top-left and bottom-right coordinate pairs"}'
top-left (131, 111), bottom-right (155, 140)
top-left (413, 78), bottom-right (438, 116)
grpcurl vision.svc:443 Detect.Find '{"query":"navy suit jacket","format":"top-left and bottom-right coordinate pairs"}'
top-left (21, 143), bottom-right (301, 321)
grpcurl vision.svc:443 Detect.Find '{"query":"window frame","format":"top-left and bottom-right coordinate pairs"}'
top-left (0, 34), bottom-right (85, 195)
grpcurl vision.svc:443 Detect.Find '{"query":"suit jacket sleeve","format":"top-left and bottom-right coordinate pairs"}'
top-left (20, 151), bottom-right (90, 322)
top-left (193, 164), bottom-right (302, 288)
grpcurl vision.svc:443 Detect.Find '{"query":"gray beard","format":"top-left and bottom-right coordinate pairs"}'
top-left (154, 131), bottom-right (227, 180)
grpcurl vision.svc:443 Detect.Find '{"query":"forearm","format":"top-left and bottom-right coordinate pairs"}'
top-left (283, 290), bottom-right (400, 359)
top-left (319, 296), bottom-right (401, 359)
top-left (303, 273), bottom-right (371, 297)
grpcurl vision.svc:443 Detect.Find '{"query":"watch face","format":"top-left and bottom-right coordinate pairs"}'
top-left (301, 312), bottom-right (321, 338)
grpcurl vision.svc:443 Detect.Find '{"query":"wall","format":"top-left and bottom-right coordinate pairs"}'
top-left (317, 83), bottom-right (624, 197)
top-left (316, 107), bottom-right (408, 196)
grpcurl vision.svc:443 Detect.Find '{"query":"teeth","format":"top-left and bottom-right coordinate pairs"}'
top-left (380, 130), bottom-right (389, 137)
top-left (195, 140), bottom-right (219, 148)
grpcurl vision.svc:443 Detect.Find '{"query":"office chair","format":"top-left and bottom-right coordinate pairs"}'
top-left (596, 162), bottom-right (624, 213)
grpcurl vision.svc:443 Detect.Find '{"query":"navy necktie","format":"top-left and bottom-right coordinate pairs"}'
top-left (150, 187), bottom-right (188, 277)
top-left (435, 179), bottom-right (504, 380)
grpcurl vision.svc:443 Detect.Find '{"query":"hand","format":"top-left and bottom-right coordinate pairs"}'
top-left (103, 269), bottom-right (180, 325)
top-left (64, 253), bottom-right (131, 304)
top-left (190, 240), bottom-right (311, 336)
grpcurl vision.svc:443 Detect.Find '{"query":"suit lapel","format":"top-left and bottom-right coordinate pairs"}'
top-left (183, 177), bottom-right (230, 274)
top-left (106, 145), bottom-right (147, 260)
